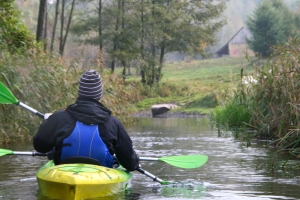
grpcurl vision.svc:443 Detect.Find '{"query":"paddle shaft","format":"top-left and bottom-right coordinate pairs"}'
top-left (139, 157), bottom-right (158, 161)
top-left (18, 101), bottom-right (44, 118)
top-left (12, 151), bottom-right (47, 156)
top-left (136, 168), bottom-right (164, 184)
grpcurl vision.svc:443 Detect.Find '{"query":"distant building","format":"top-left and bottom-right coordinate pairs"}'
top-left (215, 27), bottom-right (255, 58)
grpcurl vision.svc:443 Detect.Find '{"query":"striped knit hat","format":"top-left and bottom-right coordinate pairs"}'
top-left (78, 70), bottom-right (103, 101)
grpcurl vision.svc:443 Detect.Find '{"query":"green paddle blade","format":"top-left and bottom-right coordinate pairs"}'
top-left (0, 82), bottom-right (18, 104)
top-left (158, 155), bottom-right (208, 169)
top-left (0, 149), bottom-right (14, 156)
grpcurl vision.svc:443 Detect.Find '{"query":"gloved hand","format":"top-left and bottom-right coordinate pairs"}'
top-left (44, 113), bottom-right (52, 120)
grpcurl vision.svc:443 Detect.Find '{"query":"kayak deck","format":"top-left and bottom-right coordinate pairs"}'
top-left (36, 160), bottom-right (132, 200)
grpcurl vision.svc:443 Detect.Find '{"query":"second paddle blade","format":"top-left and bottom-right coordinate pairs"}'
top-left (0, 82), bottom-right (18, 104)
top-left (159, 155), bottom-right (208, 169)
top-left (0, 148), bottom-right (14, 156)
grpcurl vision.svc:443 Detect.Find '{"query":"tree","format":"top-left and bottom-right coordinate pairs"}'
top-left (71, 0), bottom-right (227, 85)
top-left (59, 0), bottom-right (76, 56)
top-left (154, 0), bottom-right (227, 83)
top-left (71, 0), bottom-right (139, 72)
top-left (50, 0), bottom-right (60, 52)
top-left (135, 0), bottom-right (227, 84)
top-left (246, 0), bottom-right (294, 57)
top-left (0, 0), bottom-right (34, 53)
top-left (35, 0), bottom-right (77, 55)
top-left (36, 0), bottom-right (47, 42)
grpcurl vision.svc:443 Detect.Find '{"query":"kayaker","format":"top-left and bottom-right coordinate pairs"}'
top-left (33, 69), bottom-right (140, 171)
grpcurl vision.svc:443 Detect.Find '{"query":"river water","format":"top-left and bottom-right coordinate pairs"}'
top-left (0, 117), bottom-right (300, 200)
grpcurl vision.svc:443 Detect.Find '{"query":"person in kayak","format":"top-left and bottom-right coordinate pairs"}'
top-left (33, 69), bottom-right (140, 171)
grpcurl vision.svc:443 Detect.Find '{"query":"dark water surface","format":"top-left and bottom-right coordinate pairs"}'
top-left (1, 117), bottom-right (300, 200)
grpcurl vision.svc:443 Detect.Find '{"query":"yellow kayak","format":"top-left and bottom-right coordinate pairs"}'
top-left (36, 160), bottom-right (132, 200)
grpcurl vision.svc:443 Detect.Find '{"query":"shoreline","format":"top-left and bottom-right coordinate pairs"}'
top-left (131, 110), bottom-right (209, 118)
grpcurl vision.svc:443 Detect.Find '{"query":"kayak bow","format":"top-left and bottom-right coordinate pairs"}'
top-left (36, 160), bottom-right (132, 200)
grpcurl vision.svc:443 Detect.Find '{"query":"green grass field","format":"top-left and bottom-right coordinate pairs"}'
top-left (121, 56), bottom-right (256, 114)
top-left (163, 57), bottom-right (253, 91)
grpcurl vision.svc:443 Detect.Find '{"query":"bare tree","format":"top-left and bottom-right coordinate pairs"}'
top-left (50, 0), bottom-right (60, 52)
top-left (36, 0), bottom-right (47, 42)
top-left (59, 0), bottom-right (76, 56)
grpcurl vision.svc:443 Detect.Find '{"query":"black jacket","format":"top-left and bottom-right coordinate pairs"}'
top-left (33, 97), bottom-right (139, 171)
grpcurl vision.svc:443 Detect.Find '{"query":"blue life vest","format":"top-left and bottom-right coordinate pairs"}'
top-left (60, 121), bottom-right (114, 167)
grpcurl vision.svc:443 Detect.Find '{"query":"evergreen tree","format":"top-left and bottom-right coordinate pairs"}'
top-left (246, 0), bottom-right (291, 57)
top-left (271, 0), bottom-right (298, 38)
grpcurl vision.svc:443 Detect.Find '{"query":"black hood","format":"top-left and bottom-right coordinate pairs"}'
top-left (66, 97), bottom-right (112, 124)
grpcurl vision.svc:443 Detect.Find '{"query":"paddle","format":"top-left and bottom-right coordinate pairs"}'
top-left (0, 82), bottom-right (44, 118)
top-left (0, 148), bottom-right (175, 185)
top-left (139, 155), bottom-right (208, 169)
top-left (138, 155), bottom-right (208, 184)
top-left (0, 149), bottom-right (47, 157)
top-left (0, 149), bottom-right (207, 169)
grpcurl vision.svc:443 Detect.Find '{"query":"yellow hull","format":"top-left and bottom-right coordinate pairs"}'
top-left (36, 161), bottom-right (132, 200)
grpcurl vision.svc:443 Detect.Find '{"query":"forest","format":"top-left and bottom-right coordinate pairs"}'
top-left (15, 0), bottom-right (300, 56)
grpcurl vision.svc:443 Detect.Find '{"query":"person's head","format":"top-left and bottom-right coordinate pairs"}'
top-left (78, 69), bottom-right (103, 101)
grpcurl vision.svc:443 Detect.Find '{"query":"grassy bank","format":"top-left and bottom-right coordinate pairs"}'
top-left (124, 57), bottom-right (254, 114)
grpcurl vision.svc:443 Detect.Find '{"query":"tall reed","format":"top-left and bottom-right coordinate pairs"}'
top-left (214, 34), bottom-right (300, 151)
top-left (0, 51), bottom-right (141, 143)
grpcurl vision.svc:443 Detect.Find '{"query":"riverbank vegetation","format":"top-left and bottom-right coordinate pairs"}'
top-left (1, 52), bottom-right (249, 142)
top-left (0, 53), bottom-right (142, 142)
top-left (212, 0), bottom-right (300, 161)
top-left (213, 35), bottom-right (300, 158)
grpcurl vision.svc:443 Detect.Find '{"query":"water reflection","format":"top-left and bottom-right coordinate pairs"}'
top-left (0, 117), bottom-right (300, 199)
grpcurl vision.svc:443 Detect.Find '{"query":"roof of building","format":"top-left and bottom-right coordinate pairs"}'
top-left (215, 27), bottom-right (252, 55)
